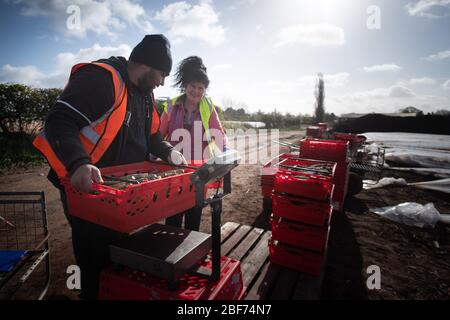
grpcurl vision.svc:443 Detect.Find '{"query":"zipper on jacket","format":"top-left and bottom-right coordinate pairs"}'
top-left (117, 110), bottom-right (131, 162)
top-left (145, 94), bottom-right (152, 155)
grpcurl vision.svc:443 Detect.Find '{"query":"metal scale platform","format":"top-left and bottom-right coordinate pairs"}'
top-left (110, 224), bottom-right (212, 286)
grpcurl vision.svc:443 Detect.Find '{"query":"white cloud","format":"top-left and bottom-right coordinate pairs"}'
top-left (291, 73), bottom-right (350, 89)
top-left (0, 44), bottom-right (131, 88)
top-left (154, 0), bottom-right (226, 46)
top-left (274, 24), bottom-right (345, 48)
top-left (0, 64), bottom-right (45, 87)
top-left (9, 0), bottom-right (154, 39)
top-left (0, 64), bottom-right (68, 88)
top-left (326, 86), bottom-right (450, 115)
top-left (363, 64), bottom-right (402, 72)
top-left (397, 77), bottom-right (436, 87)
top-left (256, 24), bottom-right (265, 34)
top-left (405, 0), bottom-right (450, 18)
top-left (207, 72), bottom-right (350, 115)
top-left (408, 77), bottom-right (437, 85)
top-left (389, 85), bottom-right (416, 97)
top-left (336, 85), bottom-right (416, 102)
top-left (109, 0), bottom-right (153, 32)
top-left (423, 49), bottom-right (450, 61)
top-left (56, 43), bottom-right (131, 72)
top-left (338, 88), bottom-right (389, 101)
top-left (285, 73), bottom-right (350, 89)
top-left (443, 80), bottom-right (450, 90)
top-left (210, 77), bottom-right (447, 116)
top-left (324, 73), bottom-right (351, 88)
top-left (250, 72), bottom-right (350, 96)
top-left (234, 0), bottom-right (258, 6)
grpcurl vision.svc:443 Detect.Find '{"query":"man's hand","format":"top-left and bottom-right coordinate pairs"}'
top-left (167, 150), bottom-right (188, 166)
top-left (70, 164), bottom-right (104, 193)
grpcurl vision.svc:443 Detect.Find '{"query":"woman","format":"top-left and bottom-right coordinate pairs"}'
top-left (160, 56), bottom-right (229, 231)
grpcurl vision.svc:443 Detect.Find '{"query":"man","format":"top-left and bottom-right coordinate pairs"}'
top-left (33, 34), bottom-right (186, 299)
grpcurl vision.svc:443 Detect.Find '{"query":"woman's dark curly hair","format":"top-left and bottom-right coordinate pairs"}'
top-left (173, 56), bottom-right (210, 91)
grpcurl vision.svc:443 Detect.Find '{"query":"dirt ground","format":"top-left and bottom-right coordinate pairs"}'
top-left (1, 130), bottom-right (449, 300)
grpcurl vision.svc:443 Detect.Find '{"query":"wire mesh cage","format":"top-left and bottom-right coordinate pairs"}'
top-left (350, 144), bottom-right (386, 178)
top-left (0, 192), bottom-right (50, 300)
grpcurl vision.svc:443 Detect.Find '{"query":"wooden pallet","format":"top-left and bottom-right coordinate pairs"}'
top-left (219, 222), bottom-right (326, 300)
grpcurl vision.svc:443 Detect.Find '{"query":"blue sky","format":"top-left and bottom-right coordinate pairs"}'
top-left (0, 0), bottom-right (449, 115)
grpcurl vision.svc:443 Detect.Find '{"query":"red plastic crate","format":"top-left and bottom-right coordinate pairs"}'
top-left (332, 132), bottom-right (367, 154)
top-left (316, 123), bottom-right (328, 131)
top-left (261, 153), bottom-right (296, 197)
top-left (262, 154), bottom-right (335, 201)
top-left (331, 162), bottom-right (349, 212)
top-left (268, 239), bottom-right (326, 277)
top-left (62, 161), bottom-right (200, 233)
top-left (273, 172), bottom-right (334, 201)
top-left (300, 138), bottom-right (350, 163)
top-left (261, 153), bottom-right (295, 176)
top-left (272, 193), bottom-right (332, 226)
top-left (261, 188), bottom-right (271, 198)
top-left (261, 184), bottom-right (273, 198)
top-left (262, 154), bottom-right (334, 177)
top-left (277, 157), bottom-right (336, 178)
top-left (98, 256), bottom-right (246, 300)
top-left (332, 132), bottom-right (366, 145)
top-left (306, 126), bottom-right (323, 139)
top-left (270, 215), bottom-right (330, 252)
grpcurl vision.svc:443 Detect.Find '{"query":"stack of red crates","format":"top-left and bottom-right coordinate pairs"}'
top-left (268, 156), bottom-right (336, 277)
top-left (332, 132), bottom-right (367, 155)
top-left (299, 138), bottom-right (350, 212)
top-left (306, 126), bottom-right (324, 139)
top-left (306, 123), bottom-right (328, 139)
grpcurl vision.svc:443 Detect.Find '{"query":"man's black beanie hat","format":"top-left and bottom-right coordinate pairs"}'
top-left (129, 34), bottom-right (172, 75)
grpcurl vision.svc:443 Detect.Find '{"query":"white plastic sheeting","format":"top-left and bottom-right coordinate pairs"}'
top-left (372, 202), bottom-right (442, 228)
top-left (363, 177), bottom-right (407, 189)
top-left (386, 167), bottom-right (450, 179)
top-left (364, 132), bottom-right (450, 151)
top-left (408, 178), bottom-right (450, 194)
top-left (364, 176), bottom-right (450, 194)
top-left (383, 150), bottom-right (450, 169)
top-left (364, 132), bottom-right (450, 177)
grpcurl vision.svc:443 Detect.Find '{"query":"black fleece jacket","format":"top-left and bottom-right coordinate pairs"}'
top-left (45, 56), bottom-right (173, 188)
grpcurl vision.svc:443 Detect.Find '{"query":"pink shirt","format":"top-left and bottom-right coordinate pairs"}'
top-left (160, 98), bottom-right (229, 161)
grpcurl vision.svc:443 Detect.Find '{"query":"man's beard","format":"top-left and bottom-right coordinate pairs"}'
top-left (137, 72), bottom-right (153, 95)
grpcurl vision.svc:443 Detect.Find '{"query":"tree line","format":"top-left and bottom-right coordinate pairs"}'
top-left (0, 83), bottom-right (61, 136)
top-left (0, 82), bottom-right (336, 168)
top-left (0, 83), bottom-right (61, 168)
top-left (221, 106), bottom-right (337, 129)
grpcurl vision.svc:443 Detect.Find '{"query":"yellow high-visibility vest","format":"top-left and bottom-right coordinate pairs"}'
top-left (163, 95), bottom-right (218, 156)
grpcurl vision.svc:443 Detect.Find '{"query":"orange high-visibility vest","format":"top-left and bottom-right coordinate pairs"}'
top-left (33, 62), bottom-right (160, 178)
